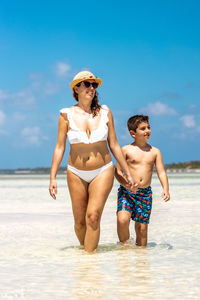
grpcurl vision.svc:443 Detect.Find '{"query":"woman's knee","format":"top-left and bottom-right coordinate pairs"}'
top-left (86, 210), bottom-right (101, 230)
top-left (74, 219), bottom-right (86, 231)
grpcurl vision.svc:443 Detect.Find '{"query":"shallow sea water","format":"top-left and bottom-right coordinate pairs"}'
top-left (0, 172), bottom-right (200, 299)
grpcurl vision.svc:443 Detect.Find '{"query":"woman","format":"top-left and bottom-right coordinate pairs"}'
top-left (49, 71), bottom-right (135, 253)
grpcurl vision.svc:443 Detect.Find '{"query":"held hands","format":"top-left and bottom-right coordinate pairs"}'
top-left (124, 173), bottom-right (138, 193)
top-left (162, 190), bottom-right (170, 202)
top-left (49, 179), bottom-right (57, 200)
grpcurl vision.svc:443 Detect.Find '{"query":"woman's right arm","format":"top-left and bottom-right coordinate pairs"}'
top-left (49, 113), bottom-right (68, 200)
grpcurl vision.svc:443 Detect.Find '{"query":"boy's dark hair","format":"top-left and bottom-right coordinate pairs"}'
top-left (127, 115), bottom-right (149, 132)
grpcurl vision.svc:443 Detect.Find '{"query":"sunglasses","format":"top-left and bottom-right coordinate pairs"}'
top-left (82, 81), bottom-right (98, 89)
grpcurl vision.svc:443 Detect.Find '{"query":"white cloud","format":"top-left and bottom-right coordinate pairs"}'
top-left (14, 90), bottom-right (35, 106)
top-left (1, 60), bottom-right (71, 111)
top-left (29, 72), bottom-right (42, 81)
top-left (158, 92), bottom-right (180, 100)
top-left (0, 129), bottom-right (8, 135)
top-left (180, 115), bottom-right (195, 128)
top-left (26, 135), bottom-right (40, 145)
top-left (21, 126), bottom-right (40, 136)
top-left (196, 126), bottom-right (200, 133)
top-left (55, 62), bottom-right (70, 77)
top-left (29, 73), bottom-right (60, 95)
top-left (13, 112), bottom-right (27, 121)
top-left (43, 82), bottom-right (59, 95)
top-left (0, 110), bottom-right (6, 125)
top-left (119, 129), bottom-right (131, 140)
top-left (189, 104), bottom-right (196, 109)
top-left (0, 89), bottom-right (36, 108)
top-left (21, 126), bottom-right (49, 146)
top-left (42, 136), bottom-right (49, 141)
top-left (139, 101), bottom-right (177, 116)
top-left (0, 90), bottom-right (9, 100)
top-left (21, 126), bottom-right (41, 145)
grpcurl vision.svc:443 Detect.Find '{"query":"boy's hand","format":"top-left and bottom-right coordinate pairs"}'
top-left (129, 186), bottom-right (139, 194)
top-left (162, 190), bottom-right (170, 202)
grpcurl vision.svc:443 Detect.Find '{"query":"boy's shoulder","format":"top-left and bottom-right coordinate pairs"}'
top-left (120, 144), bottom-right (133, 158)
top-left (121, 143), bottom-right (154, 149)
top-left (149, 144), bottom-right (159, 150)
top-left (121, 144), bottom-right (133, 152)
top-left (150, 145), bottom-right (161, 153)
top-left (146, 144), bottom-right (162, 156)
top-left (121, 143), bottom-right (161, 154)
top-left (121, 143), bottom-right (159, 149)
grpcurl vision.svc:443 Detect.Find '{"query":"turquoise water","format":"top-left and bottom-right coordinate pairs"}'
top-left (0, 173), bottom-right (200, 299)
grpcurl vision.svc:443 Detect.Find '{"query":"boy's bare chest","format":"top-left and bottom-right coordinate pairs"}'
top-left (126, 149), bottom-right (155, 166)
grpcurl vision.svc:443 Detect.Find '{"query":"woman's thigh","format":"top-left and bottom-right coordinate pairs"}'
top-left (67, 169), bottom-right (88, 222)
top-left (87, 165), bottom-right (114, 215)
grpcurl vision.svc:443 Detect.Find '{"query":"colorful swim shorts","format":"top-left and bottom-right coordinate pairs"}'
top-left (117, 185), bottom-right (153, 224)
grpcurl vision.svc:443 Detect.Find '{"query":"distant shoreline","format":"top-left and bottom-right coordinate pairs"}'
top-left (0, 161), bottom-right (200, 175)
top-left (0, 169), bottom-right (198, 175)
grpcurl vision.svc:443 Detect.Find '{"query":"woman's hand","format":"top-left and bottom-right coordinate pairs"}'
top-left (49, 179), bottom-right (57, 200)
top-left (124, 173), bottom-right (138, 192)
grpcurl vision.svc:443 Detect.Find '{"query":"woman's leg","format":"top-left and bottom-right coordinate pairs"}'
top-left (84, 165), bottom-right (114, 253)
top-left (67, 169), bottom-right (89, 246)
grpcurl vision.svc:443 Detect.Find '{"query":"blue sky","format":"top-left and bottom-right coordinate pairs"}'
top-left (0, 0), bottom-right (200, 169)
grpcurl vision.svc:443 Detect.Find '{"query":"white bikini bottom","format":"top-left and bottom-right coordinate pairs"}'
top-left (67, 161), bottom-right (113, 183)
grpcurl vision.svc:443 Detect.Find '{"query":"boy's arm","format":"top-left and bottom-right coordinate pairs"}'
top-left (155, 149), bottom-right (170, 202)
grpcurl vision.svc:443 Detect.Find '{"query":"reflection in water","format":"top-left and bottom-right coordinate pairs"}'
top-left (72, 255), bottom-right (105, 300)
top-left (115, 246), bottom-right (155, 299)
top-left (68, 241), bottom-right (174, 300)
top-left (71, 242), bottom-right (159, 300)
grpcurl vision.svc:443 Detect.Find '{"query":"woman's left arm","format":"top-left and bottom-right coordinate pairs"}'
top-left (107, 107), bottom-right (136, 188)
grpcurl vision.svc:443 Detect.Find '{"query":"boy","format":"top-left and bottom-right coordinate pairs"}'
top-left (115, 115), bottom-right (170, 247)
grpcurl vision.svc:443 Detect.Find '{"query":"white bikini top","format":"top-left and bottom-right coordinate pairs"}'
top-left (60, 105), bottom-right (109, 144)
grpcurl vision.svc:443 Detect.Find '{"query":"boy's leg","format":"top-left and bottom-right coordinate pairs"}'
top-left (135, 222), bottom-right (148, 246)
top-left (117, 210), bottom-right (131, 243)
top-left (134, 186), bottom-right (152, 247)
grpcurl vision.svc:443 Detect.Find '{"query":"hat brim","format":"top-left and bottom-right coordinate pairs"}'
top-left (70, 77), bottom-right (102, 90)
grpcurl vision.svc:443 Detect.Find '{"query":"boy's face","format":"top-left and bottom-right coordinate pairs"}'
top-left (130, 122), bottom-right (151, 141)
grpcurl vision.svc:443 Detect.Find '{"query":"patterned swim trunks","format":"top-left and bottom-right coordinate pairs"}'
top-left (117, 185), bottom-right (153, 224)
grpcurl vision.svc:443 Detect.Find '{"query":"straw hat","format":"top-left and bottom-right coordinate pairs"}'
top-left (70, 71), bottom-right (102, 90)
